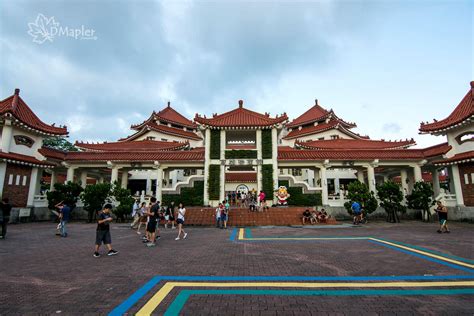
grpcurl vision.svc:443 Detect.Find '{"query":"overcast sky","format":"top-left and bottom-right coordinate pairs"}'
top-left (1, 0), bottom-right (472, 147)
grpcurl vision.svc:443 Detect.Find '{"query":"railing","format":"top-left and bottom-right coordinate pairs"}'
top-left (278, 174), bottom-right (321, 194)
top-left (434, 191), bottom-right (457, 207)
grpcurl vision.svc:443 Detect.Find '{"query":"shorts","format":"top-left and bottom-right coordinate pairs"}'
top-left (96, 230), bottom-right (111, 245)
top-left (147, 221), bottom-right (157, 233)
top-left (221, 214), bottom-right (228, 221)
top-left (164, 215), bottom-right (170, 221)
top-left (177, 218), bottom-right (184, 225)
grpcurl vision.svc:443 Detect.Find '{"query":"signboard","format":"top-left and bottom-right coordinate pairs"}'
top-left (236, 184), bottom-right (249, 194)
top-left (19, 208), bottom-right (31, 217)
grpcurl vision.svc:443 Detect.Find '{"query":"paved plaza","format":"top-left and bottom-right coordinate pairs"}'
top-left (0, 221), bottom-right (473, 315)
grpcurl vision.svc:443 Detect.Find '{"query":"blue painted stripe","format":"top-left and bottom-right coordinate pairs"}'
top-left (108, 276), bottom-right (162, 316)
top-left (368, 240), bottom-right (474, 274)
top-left (165, 288), bottom-right (474, 315)
top-left (229, 228), bottom-right (237, 241)
top-left (245, 227), bottom-right (253, 238)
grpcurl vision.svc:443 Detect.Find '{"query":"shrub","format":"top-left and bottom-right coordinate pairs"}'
top-left (208, 165), bottom-right (221, 201)
top-left (46, 181), bottom-right (83, 211)
top-left (377, 181), bottom-right (406, 223)
top-left (406, 181), bottom-right (435, 222)
top-left (343, 181), bottom-right (378, 216)
top-left (225, 150), bottom-right (258, 159)
top-left (261, 129), bottom-right (272, 159)
top-left (279, 180), bottom-right (322, 206)
top-left (261, 164), bottom-right (274, 198)
top-left (111, 185), bottom-right (135, 222)
top-left (81, 182), bottom-right (112, 223)
top-left (162, 181), bottom-right (204, 206)
top-left (210, 130), bottom-right (221, 159)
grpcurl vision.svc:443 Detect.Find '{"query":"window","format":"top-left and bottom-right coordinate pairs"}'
top-left (464, 174), bottom-right (469, 185)
top-left (146, 136), bottom-right (156, 141)
top-left (22, 176), bottom-right (28, 186)
top-left (471, 173), bottom-right (474, 184)
top-left (161, 138), bottom-right (168, 142)
top-left (330, 135), bottom-right (339, 140)
top-left (318, 137), bottom-right (324, 141)
top-left (15, 175), bottom-right (21, 185)
top-left (8, 174), bottom-right (13, 185)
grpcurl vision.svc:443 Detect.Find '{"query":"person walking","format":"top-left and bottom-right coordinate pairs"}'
top-left (144, 197), bottom-right (159, 247)
top-left (435, 201), bottom-right (450, 233)
top-left (136, 202), bottom-right (147, 235)
top-left (222, 199), bottom-right (230, 229)
top-left (258, 190), bottom-right (266, 212)
top-left (0, 198), bottom-right (12, 239)
top-left (130, 199), bottom-right (140, 229)
top-left (215, 203), bottom-right (222, 228)
top-left (175, 203), bottom-right (187, 240)
top-left (57, 202), bottom-right (71, 237)
top-left (94, 204), bottom-right (118, 257)
top-left (165, 201), bottom-right (176, 229)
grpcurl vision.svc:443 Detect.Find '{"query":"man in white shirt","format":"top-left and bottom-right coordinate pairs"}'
top-left (130, 199), bottom-right (140, 229)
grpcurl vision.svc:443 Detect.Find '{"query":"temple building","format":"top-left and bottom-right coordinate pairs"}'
top-left (0, 81), bottom-right (472, 218)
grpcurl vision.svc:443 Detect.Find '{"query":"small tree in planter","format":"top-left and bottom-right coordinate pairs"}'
top-left (377, 181), bottom-right (406, 223)
top-left (344, 181), bottom-right (378, 218)
top-left (47, 181), bottom-right (83, 211)
top-left (81, 182), bottom-right (112, 223)
top-left (406, 181), bottom-right (434, 222)
top-left (111, 184), bottom-right (135, 222)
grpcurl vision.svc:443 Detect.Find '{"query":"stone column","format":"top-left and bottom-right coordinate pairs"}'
top-left (66, 166), bottom-right (76, 183)
top-left (121, 170), bottom-right (129, 189)
top-left (334, 177), bottom-right (340, 194)
top-left (155, 166), bottom-right (163, 202)
top-left (1, 119), bottom-right (13, 153)
top-left (27, 167), bottom-right (40, 206)
top-left (50, 170), bottom-right (57, 191)
top-left (203, 128), bottom-right (211, 205)
top-left (400, 169), bottom-right (409, 197)
top-left (383, 175), bottom-right (389, 182)
top-left (271, 128), bottom-right (279, 204)
top-left (146, 174), bottom-right (152, 195)
top-left (163, 169), bottom-right (170, 188)
top-left (450, 164), bottom-right (464, 206)
top-left (431, 168), bottom-right (440, 197)
top-left (357, 169), bottom-right (365, 183)
top-left (80, 170), bottom-right (88, 188)
top-left (0, 162), bottom-right (7, 198)
top-left (257, 163), bottom-right (263, 194)
top-left (367, 165), bottom-right (376, 194)
top-left (413, 164), bottom-right (423, 183)
top-left (320, 166), bottom-right (328, 205)
top-left (98, 176), bottom-right (104, 184)
top-left (256, 129), bottom-right (262, 160)
top-left (111, 166), bottom-right (119, 184)
top-left (219, 161), bottom-right (226, 202)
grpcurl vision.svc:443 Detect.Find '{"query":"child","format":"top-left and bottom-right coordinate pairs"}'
top-left (175, 203), bottom-right (187, 240)
top-left (94, 204), bottom-right (118, 257)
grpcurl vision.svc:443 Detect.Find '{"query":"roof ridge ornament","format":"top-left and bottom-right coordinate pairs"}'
top-left (238, 99), bottom-right (243, 108)
top-left (12, 88), bottom-right (20, 111)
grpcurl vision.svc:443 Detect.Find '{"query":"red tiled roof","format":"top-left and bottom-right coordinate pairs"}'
top-left (433, 151), bottom-right (474, 166)
top-left (296, 138), bottom-right (415, 150)
top-left (421, 142), bottom-right (452, 158)
top-left (39, 147), bottom-right (68, 160)
top-left (0, 151), bottom-right (55, 167)
top-left (225, 173), bottom-right (257, 183)
top-left (419, 81), bottom-right (474, 134)
top-left (0, 89), bottom-right (68, 135)
top-left (194, 100), bottom-right (288, 128)
top-left (284, 119), bottom-right (369, 140)
top-left (132, 103), bottom-right (196, 130)
top-left (278, 148), bottom-right (426, 161)
top-left (287, 100), bottom-right (356, 129)
top-left (121, 122), bottom-right (202, 141)
top-left (64, 150), bottom-right (204, 162)
top-left (75, 140), bottom-right (189, 152)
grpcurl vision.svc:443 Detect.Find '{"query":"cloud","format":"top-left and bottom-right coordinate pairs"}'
top-left (382, 123), bottom-right (402, 134)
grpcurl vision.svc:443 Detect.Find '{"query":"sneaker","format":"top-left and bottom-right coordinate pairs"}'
top-left (175, 237), bottom-right (180, 240)
top-left (437, 230), bottom-right (442, 233)
top-left (107, 249), bottom-right (119, 256)
top-left (444, 230), bottom-right (451, 233)
top-left (146, 242), bottom-right (156, 247)
top-left (172, 226), bottom-right (176, 229)
top-left (157, 236), bottom-right (161, 240)
top-left (183, 233), bottom-right (188, 239)
top-left (93, 252), bottom-right (100, 258)
top-left (137, 231), bottom-right (141, 235)
top-left (142, 239), bottom-right (149, 243)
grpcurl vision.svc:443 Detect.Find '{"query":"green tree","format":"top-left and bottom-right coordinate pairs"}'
top-left (344, 181), bottom-right (378, 216)
top-left (406, 181), bottom-right (435, 222)
top-left (81, 182), bottom-right (112, 223)
top-left (111, 184), bottom-right (135, 222)
top-left (43, 136), bottom-right (79, 151)
top-left (46, 181), bottom-right (83, 211)
top-left (377, 181), bottom-right (406, 223)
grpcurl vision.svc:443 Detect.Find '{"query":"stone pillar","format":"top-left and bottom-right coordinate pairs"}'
top-left (1, 119), bottom-right (13, 153)
top-left (219, 162), bottom-right (226, 203)
top-left (146, 174), bottom-right (152, 195)
top-left (155, 166), bottom-right (163, 202)
top-left (383, 175), bottom-right (389, 182)
top-left (27, 167), bottom-right (40, 206)
top-left (400, 169), bottom-right (409, 197)
top-left (413, 164), bottom-right (423, 183)
top-left (98, 176), bottom-right (104, 184)
top-left (257, 163), bottom-right (262, 194)
top-left (357, 170), bottom-right (365, 183)
top-left (271, 128), bottom-right (279, 204)
top-left (0, 162), bottom-right (7, 198)
top-left (203, 129), bottom-right (211, 205)
top-left (111, 166), bottom-right (119, 184)
top-left (320, 166), bottom-right (328, 205)
top-left (66, 166), bottom-right (76, 183)
top-left (367, 165), bottom-right (376, 194)
top-left (80, 170), bottom-right (88, 188)
top-left (49, 170), bottom-right (57, 191)
top-left (121, 170), bottom-right (129, 189)
top-left (256, 129), bottom-right (262, 160)
top-left (431, 168), bottom-right (440, 198)
top-left (334, 177), bottom-right (340, 194)
top-left (220, 130), bottom-right (226, 160)
top-left (451, 164), bottom-right (464, 206)
top-left (164, 169), bottom-right (170, 188)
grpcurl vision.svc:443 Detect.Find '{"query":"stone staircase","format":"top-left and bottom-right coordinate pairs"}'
top-left (184, 206), bottom-right (338, 226)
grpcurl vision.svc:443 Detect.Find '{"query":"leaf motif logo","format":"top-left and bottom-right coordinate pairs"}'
top-left (28, 14), bottom-right (59, 44)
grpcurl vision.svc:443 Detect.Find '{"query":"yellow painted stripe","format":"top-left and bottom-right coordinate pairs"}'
top-left (370, 238), bottom-right (474, 269)
top-left (137, 281), bottom-right (474, 315)
top-left (237, 229), bottom-right (367, 241)
top-left (238, 228), bottom-right (245, 240)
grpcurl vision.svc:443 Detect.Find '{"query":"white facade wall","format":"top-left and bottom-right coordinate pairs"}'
top-left (10, 128), bottom-right (44, 159)
top-left (445, 125), bottom-right (474, 157)
top-left (280, 128), bottom-right (354, 146)
top-left (133, 130), bottom-right (203, 147)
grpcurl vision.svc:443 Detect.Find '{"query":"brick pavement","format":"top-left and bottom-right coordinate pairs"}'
top-left (0, 221), bottom-right (473, 315)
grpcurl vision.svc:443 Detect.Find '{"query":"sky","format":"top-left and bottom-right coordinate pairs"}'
top-left (0, 0), bottom-right (472, 148)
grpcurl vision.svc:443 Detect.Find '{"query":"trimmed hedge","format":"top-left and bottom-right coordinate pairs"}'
top-left (208, 164), bottom-right (221, 200)
top-left (278, 180), bottom-right (322, 206)
top-left (262, 164), bottom-right (274, 198)
top-left (225, 150), bottom-right (258, 159)
top-left (262, 129), bottom-right (272, 159)
top-left (162, 181), bottom-right (204, 206)
top-left (210, 130), bottom-right (221, 159)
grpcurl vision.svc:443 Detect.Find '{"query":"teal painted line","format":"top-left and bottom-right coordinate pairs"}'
top-left (165, 288), bottom-right (474, 315)
top-left (229, 228), bottom-right (237, 241)
top-left (374, 237), bottom-right (474, 264)
top-left (245, 227), bottom-right (253, 238)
